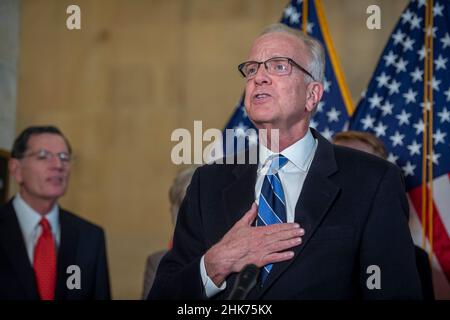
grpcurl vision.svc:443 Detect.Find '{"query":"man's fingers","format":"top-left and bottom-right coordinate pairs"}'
top-left (260, 222), bottom-right (302, 235)
top-left (269, 227), bottom-right (305, 241)
top-left (261, 251), bottom-right (295, 266)
top-left (265, 237), bottom-right (302, 253)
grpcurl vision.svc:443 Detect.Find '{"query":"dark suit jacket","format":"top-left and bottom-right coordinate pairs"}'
top-left (148, 129), bottom-right (422, 300)
top-left (414, 245), bottom-right (434, 300)
top-left (0, 199), bottom-right (111, 300)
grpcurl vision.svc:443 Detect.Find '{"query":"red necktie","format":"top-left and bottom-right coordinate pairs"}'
top-left (34, 218), bottom-right (57, 300)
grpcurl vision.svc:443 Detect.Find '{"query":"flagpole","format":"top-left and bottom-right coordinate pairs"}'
top-left (427, 0), bottom-right (434, 260)
top-left (302, 0), bottom-right (308, 33)
top-left (421, 0), bottom-right (430, 251)
top-left (314, 0), bottom-right (355, 116)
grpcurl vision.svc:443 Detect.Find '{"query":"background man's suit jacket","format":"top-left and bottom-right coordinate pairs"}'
top-left (0, 200), bottom-right (111, 300)
top-left (148, 129), bottom-right (422, 300)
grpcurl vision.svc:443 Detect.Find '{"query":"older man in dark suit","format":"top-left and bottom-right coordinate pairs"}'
top-left (148, 23), bottom-right (422, 300)
top-left (0, 125), bottom-right (110, 300)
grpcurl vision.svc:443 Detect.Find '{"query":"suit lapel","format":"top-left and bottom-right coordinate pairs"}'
top-left (0, 201), bottom-right (39, 299)
top-left (257, 129), bottom-right (340, 297)
top-left (223, 152), bottom-right (258, 229)
top-left (55, 210), bottom-right (78, 300)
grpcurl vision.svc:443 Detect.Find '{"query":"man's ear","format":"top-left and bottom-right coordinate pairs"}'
top-left (305, 82), bottom-right (324, 113)
top-left (9, 158), bottom-right (23, 184)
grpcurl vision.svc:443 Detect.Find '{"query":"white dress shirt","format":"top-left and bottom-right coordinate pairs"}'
top-left (13, 193), bottom-right (61, 264)
top-left (201, 129), bottom-right (318, 298)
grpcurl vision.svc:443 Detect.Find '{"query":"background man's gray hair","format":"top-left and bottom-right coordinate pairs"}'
top-left (260, 23), bottom-right (325, 84)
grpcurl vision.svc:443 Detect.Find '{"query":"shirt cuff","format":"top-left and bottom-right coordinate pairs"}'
top-left (200, 255), bottom-right (226, 298)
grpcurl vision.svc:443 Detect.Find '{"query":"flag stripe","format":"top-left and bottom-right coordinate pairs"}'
top-left (409, 184), bottom-right (450, 283)
top-left (433, 173), bottom-right (450, 237)
top-left (409, 194), bottom-right (450, 299)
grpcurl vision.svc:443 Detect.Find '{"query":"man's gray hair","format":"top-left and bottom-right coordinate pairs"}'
top-left (260, 23), bottom-right (325, 84)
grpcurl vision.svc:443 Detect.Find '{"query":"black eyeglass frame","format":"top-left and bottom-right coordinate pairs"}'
top-left (238, 56), bottom-right (315, 81)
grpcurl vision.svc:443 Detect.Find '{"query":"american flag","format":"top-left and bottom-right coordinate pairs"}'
top-left (223, 0), bottom-right (354, 155)
top-left (349, 0), bottom-right (450, 299)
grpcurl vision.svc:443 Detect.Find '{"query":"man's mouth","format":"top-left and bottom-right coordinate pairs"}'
top-left (47, 176), bottom-right (65, 184)
top-left (253, 93), bottom-right (272, 102)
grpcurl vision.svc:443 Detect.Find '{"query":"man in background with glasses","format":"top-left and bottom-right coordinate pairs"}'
top-left (149, 24), bottom-right (422, 299)
top-left (0, 125), bottom-right (110, 300)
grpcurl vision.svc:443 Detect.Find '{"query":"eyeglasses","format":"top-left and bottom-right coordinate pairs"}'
top-left (22, 149), bottom-right (72, 163)
top-left (238, 57), bottom-right (315, 81)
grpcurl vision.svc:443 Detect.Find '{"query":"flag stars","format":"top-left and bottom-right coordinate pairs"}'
top-left (407, 140), bottom-right (422, 156)
top-left (425, 26), bottom-right (437, 38)
top-left (401, 9), bottom-right (413, 24)
top-left (401, 37), bottom-right (415, 52)
top-left (369, 93), bottom-right (383, 109)
top-left (247, 131), bottom-right (258, 146)
top-left (445, 87), bottom-right (450, 101)
top-left (429, 76), bottom-right (441, 91)
top-left (434, 129), bottom-right (447, 145)
top-left (402, 161), bottom-right (416, 177)
top-left (433, 2), bottom-right (444, 17)
top-left (395, 58), bottom-right (408, 73)
top-left (396, 110), bottom-right (411, 126)
top-left (316, 101), bottom-right (325, 113)
top-left (290, 11), bottom-right (301, 24)
top-left (434, 54), bottom-right (448, 70)
top-left (284, 5), bottom-right (295, 18)
top-left (403, 88), bottom-right (417, 104)
top-left (392, 29), bottom-right (405, 45)
top-left (438, 107), bottom-right (450, 123)
top-left (388, 79), bottom-right (401, 95)
top-left (326, 107), bottom-right (340, 122)
top-left (323, 79), bottom-right (331, 92)
top-left (241, 105), bottom-right (248, 118)
top-left (381, 101), bottom-right (394, 116)
top-left (418, 45), bottom-right (427, 60)
top-left (410, 67), bottom-right (423, 82)
top-left (410, 14), bottom-right (422, 30)
top-left (441, 33), bottom-right (450, 49)
top-left (413, 119), bottom-right (425, 134)
top-left (383, 50), bottom-right (397, 66)
top-left (361, 114), bottom-right (375, 130)
top-left (390, 130), bottom-right (405, 147)
top-left (376, 72), bottom-right (391, 88)
top-left (420, 101), bottom-right (432, 111)
top-left (428, 153), bottom-right (441, 165)
top-left (387, 153), bottom-right (399, 164)
top-left (234, 122), bottom-right (248, 138)
top-left (321, 127), bottom-right (334, 140)
top-left (374, 122), bottom-right (388, 137)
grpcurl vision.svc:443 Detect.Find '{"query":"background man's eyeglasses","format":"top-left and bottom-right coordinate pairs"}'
top-left (238, 57), bottom-right (315, 81)
top-left (22, 149), bottom-right (72, 163)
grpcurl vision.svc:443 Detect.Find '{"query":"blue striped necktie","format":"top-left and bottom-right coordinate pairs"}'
top-left (257, 154), bottom-right (289, 284)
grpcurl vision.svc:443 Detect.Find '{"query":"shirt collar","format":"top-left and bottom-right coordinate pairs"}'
top-left (13, 193), bottom-right (60, 236)
top-left (259, 128), bottom-right (316, 172)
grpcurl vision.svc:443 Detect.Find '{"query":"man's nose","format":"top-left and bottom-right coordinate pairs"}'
top-left (253, 64), bottom-right (272, 85)
top-left (49, 155), bottom-right (64, 170)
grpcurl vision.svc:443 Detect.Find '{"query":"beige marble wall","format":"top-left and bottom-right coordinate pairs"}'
top-left (16, 0), bottom-right (408, 298)
top-left (0, 0), bottom-right (20, 150)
